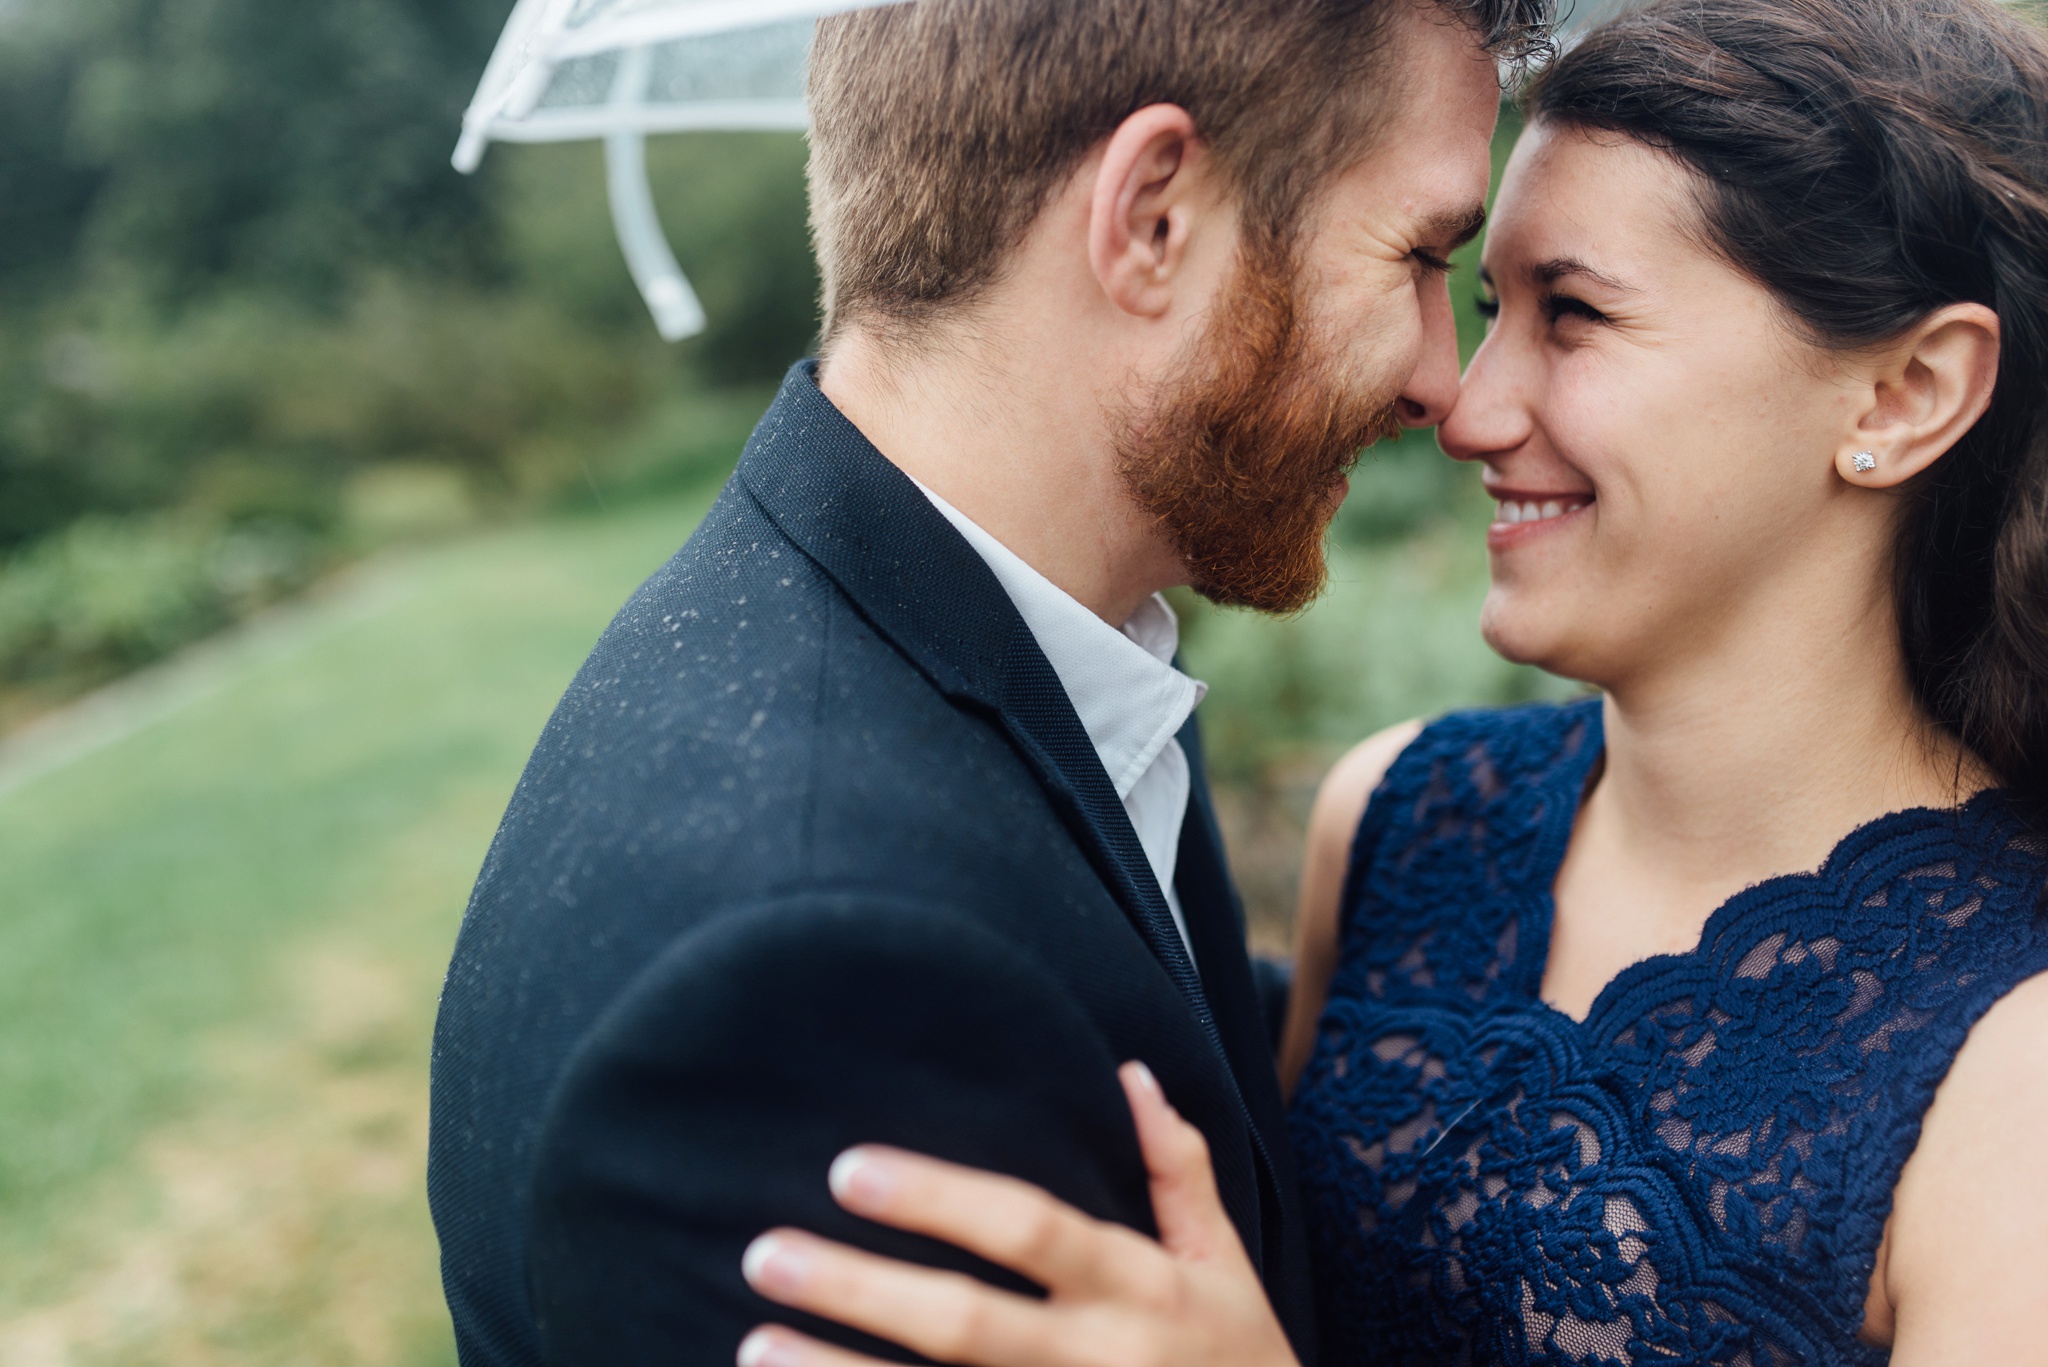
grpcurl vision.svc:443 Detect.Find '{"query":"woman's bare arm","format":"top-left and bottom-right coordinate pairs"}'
top-left (1868, 969), bottom-right (2048, 1362)
top-left (1277, 720), bottom-right (1424, 1098)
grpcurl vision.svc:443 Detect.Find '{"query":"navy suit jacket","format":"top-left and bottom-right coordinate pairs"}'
top-left (428, 364), bottom-right (1316, 1366)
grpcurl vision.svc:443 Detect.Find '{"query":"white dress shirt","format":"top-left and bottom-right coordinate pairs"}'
top-left (912, 480), bottom-right (1206, 966)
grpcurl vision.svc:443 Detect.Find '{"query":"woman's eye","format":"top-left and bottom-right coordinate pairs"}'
top-left (1473, 291), bottom-right (1501, 320)
top-left (1542, 293), bottom-right (1609, 326)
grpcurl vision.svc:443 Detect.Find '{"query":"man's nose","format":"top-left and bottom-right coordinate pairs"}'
top-left (1394, 279), bottom-right (1461, 429)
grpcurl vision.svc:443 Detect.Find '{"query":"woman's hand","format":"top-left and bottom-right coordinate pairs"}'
top-left (737, 1061), bottom-right (1302, 1367)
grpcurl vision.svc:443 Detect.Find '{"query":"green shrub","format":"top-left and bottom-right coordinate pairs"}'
top-left (0, 379), bottom-right (773, 697)
top-left (0, 515), bottom-right (321, 690)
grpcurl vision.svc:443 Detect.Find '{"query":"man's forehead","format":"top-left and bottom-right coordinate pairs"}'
top-left (1369, 49), bottom-right (1500, 204)
top-left (1357, 133), bottom-right (1494, 238)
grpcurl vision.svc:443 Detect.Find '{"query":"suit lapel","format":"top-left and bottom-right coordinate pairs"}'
top-left (1171, 712), bottom-right (1299, 1272)
top-left (740, 364), bottom-right (1298, 1276)
top-left (1175, 716), bottom-right (1284, 1125)
top-left (736, 364), bottom-right (1207, 1019)
top-left (987, 636), bottom-right (1215, 1022)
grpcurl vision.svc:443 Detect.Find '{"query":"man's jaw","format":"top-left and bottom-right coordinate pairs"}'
top-left (1323, 473), bottom-right (1353, 519)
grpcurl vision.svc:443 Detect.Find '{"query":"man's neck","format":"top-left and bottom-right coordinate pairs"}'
top-left (817, 322), bottom-right (1184, 628)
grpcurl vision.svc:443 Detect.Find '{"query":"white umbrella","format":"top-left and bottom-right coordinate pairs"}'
top-left (453, 0), bottom-right (903, 340)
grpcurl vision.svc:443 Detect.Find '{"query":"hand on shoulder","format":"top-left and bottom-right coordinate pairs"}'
top-left (739, 1063), bottom-right (1301, 1367)
top-left (1872, 970), bottom-right (2048, 1363)
top-left (1277, 719), bottom-right (1426, 1095)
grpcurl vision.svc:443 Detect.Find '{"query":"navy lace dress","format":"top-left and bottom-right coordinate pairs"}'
top-left (1290, 701), bottom-right (2048, 1366)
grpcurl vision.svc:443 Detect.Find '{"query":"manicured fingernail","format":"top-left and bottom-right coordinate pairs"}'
top-left (829, 1148), bottom-right (896, 1211)
top-left (1125, 1060), bottom-right (1163, 1097)
top-left (738, 1328), bottom-right (801, 1367)
top-left (741, 1234), bottom-right (812, 1296)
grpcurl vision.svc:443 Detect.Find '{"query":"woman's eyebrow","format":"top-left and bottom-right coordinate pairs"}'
top-left (1531, 256), bottom-right (1636, 292)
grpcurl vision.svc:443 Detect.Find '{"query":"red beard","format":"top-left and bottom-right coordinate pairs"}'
top-left (1117, 245), bottom-right (1402, 614)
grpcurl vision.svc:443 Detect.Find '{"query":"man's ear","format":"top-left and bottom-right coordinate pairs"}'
top-left (1837, 302), bottom-right (2002, 487)
top-left (1089, 105), bottom-right (1218, 319)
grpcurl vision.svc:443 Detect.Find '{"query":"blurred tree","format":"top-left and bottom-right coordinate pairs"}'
top-left (0, 0), bottom-right (824, 564)
top-left (0, 14), bottom-right (105, 306)
top-left (655, 132), bottom-right (821, 384)
top-left (50, 0), bottom-right (509, 303)
top-left (502, 133), bottom-right (824, 379)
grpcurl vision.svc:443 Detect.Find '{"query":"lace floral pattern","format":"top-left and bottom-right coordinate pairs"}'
top-left (1290, 702), bottom-right (2048, 1367)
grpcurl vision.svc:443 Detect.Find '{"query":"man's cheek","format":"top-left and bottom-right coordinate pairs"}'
top-left (1330, 326), bottom-right (1411, 419)
top-left (1330, 292), bottom-right (1411, 383)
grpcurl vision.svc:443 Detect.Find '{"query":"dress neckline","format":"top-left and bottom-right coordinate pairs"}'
top-left (1519, 700), bottom-right (2018, 1037)
top-left (1296, 700), bottom-right (2048, 1367)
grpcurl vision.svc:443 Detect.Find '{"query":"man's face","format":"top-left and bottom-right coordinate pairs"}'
top-left (1119, 5), bottom-right (1501, 613)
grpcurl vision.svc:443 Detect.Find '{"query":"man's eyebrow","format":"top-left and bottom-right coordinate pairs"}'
top-left (1532, 256), bottom-right (1636, 292)
top-left (1422, 206), bottom-right (1489, 251)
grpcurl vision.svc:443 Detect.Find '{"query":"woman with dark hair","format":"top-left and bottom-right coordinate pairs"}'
top-left (732, 0), bottom-right (2048, 1362)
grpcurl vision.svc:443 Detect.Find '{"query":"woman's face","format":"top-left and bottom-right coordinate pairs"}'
top-left (1440, 121), bottom-right (1870, 689)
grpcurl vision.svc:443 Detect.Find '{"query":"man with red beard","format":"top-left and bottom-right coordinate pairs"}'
top-left (427, 3), bottom-right (1548, 1366)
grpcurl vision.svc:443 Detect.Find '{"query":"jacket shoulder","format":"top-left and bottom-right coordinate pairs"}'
top-left (526, 894), bottom-right (1154, 1364)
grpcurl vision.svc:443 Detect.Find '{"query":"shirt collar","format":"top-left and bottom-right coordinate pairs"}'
top-left (911, 480), bottom-right (1207, 801)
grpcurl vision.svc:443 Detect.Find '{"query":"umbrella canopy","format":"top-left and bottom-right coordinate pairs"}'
top-left (454, 0), bottom-right (902, 339)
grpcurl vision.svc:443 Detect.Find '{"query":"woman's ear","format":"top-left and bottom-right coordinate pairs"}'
top-left (1089, 104), bottom-right (1214, 319)
top-left (1838, 302), bottom-right (2002, 487)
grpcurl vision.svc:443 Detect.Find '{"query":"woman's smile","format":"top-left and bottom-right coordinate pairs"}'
top-left (1485, 486), bottom-right (1594, 550)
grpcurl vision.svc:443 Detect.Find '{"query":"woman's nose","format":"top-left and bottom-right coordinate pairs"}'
top-left (1438, 333), bottom-right (1529, 464)
top-left (1394, 278), bottom-right (1462, 430)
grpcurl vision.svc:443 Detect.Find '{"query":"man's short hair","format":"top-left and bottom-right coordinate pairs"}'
top-left (807, 0), bottom-right (1552, 343)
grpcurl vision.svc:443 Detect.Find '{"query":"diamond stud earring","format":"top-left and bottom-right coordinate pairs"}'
top-left (1853, 452), bottom-right (1878, 473)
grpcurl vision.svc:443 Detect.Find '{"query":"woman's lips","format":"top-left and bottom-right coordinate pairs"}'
top-left (1487, 493), bottom-right (1594, 549)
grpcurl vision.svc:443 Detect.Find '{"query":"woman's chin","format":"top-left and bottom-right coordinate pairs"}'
top-left (1479, 595), bottom-right (1585, 674)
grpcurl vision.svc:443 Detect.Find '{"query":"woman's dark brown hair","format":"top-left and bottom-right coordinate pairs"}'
top-left (1532, 0), bottom-right (2048, 823)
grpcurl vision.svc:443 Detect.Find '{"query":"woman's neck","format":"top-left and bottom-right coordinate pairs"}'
top-left (1545, 578), bottom-right (1991, 1019)
top-left (1594, 665), bottom-right (1972, 893)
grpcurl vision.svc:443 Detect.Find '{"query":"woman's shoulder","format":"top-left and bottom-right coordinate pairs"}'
top-left (1308, 720), bottom-right (1428, 853)
top-left (1303, 700), bottom-right (1601, 911)
top-left (1327, 699), bottom-right (1602, 829)
top-left (1346, 701), bottom-right (1602, 928)
top-left (1867, 968), bottom-right (2048, 1357)
top-left (1286, 700), bottom-right (1605, 1098)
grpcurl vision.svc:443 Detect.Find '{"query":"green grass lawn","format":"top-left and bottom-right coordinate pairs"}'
top-left (0, 485), bottom-right (729, 1366)
top-left (0, 418), bottom-right (1564, 1364)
